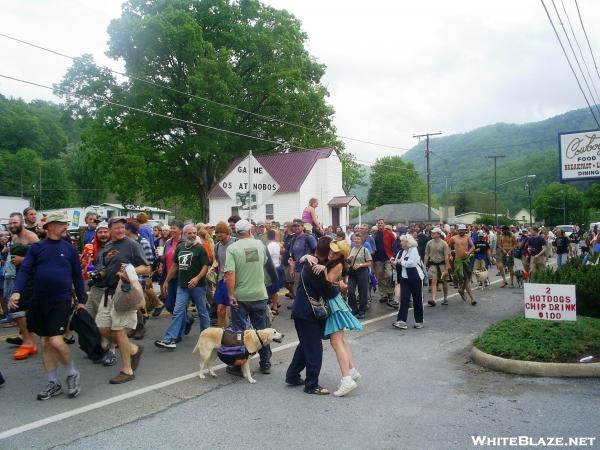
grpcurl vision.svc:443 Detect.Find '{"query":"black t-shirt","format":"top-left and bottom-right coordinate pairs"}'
top-left (474, 240), bottom-right (490, 260)
top-left (174, 243), bottom-right (210, 288)
top-left (96, 237), bottom-right (149, 289)
top-left (554, 236), bottom-right (569, 254)
top-left (569, 232), bottom-right (580, 243)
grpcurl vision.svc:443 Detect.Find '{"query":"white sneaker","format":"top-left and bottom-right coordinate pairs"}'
top-left (351, 369), bottom-right (362, 383)
top-left (333, 378), bottom-right (357, 397)
top-left (392, 320), bottom-right (407, 330)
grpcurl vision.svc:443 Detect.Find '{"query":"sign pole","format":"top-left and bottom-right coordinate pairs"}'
top-left (248, 151), bottom-right (252, 221)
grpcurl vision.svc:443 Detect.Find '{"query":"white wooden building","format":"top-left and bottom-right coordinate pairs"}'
top-left (208, 148), bottom-right (360, 227)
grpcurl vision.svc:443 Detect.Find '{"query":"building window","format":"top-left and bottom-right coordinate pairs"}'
top-left (266, 204), bottom-right (274, 220)
top-left (107, 210), bottom-right (114, 218)
top-left (231, 206), bottom-right (239, 216)
top-left (159, 213), bottom-right (165, 220)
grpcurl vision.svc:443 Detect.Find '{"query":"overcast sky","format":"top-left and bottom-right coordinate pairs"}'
top-left (2, 0), bottom-right (600, 163)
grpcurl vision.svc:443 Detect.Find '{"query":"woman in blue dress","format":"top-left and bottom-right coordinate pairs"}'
top-left (308, 240), bottom-right (363, 397)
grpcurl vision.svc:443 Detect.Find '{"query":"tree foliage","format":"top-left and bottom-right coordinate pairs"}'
top-left (339, 151), bottom-right (365, 194)
top-left (57, 0), bottom-right (343, 219)
top-left (366, 156), bottom-right (426, 210)
top-left (0, 95), bottom-right (106, 209)
top-left (533, 182), bottom-right (587, 226)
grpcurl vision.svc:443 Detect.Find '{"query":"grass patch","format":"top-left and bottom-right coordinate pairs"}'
top-left (474, 315), bottom-right (600, 363)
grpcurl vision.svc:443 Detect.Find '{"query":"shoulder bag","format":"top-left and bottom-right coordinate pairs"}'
top-left (301, 271), bottom-right (330, 320)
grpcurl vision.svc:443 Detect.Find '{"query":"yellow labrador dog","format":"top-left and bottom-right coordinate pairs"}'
top-left (192, 327), bottom-right (284, 384)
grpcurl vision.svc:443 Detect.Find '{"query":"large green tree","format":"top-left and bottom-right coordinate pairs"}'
top-left (57, 0), bottom-right (344, 219)
top-left (533, 182), bottom-right (588, 226)
top-left (366, 156), bottom-right (426, 209)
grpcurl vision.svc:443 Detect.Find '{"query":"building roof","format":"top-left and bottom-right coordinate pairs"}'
top-left (328, 196), bottom-right (362, 207)
top-left (349, 202), bottom-right (440, 225)
top-left (208, 148), bottom-right (335, 199)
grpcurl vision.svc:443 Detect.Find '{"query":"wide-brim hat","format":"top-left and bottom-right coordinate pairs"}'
top-left (330, 241), bottom-right (350, 259)
top-left (43, 211), bottom-right (69, 229)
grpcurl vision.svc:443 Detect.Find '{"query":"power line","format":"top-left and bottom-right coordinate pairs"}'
top-left (540, 0), bottom-right (600, 127)
top-left (0, 32), bottom-right (410, 152)
top-left (574, 0), bottom-right (600, 87)
top-left (560, 0), bottom-right (600, 108)
top-left (0, 73), bottom-right (310, 150)
top-left (553, 0), bottom-right (600, 117)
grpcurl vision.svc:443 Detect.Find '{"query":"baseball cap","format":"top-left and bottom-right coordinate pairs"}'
top-left (235, 219), bottom-right (252, 232)
top-left (457, 224), bottom-right (467, 230)
top-left (108, 217), bottom-right (127, 226)
top-left (97, 221), bottom-right (109, 230)
top-left (431, 227), bottom-right (442, 234)
top-left (43, 211), bottom-right (69, 229)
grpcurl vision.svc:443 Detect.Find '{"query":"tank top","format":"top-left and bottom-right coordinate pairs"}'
top-left (302, 208), bottom-right (314, 225)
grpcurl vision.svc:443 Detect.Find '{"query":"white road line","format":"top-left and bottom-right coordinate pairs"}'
top-left (0, 277), bottom-right (505, 440)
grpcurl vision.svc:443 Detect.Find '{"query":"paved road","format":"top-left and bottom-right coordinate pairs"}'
top-left (1, 261), bottom-right (598, 449)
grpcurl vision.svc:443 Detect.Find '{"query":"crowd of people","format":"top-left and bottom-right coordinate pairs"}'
top-left (1, 201), bottom-right (599, 398)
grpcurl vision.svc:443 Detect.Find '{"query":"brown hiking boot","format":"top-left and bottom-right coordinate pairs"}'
top-left (109, 371), bottom-right (135, 384)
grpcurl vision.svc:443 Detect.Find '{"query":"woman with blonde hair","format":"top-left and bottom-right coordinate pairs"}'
top-left (392, 234), bottom-right (426, 330)
top-left (196, 223), bottom-right (215, 263)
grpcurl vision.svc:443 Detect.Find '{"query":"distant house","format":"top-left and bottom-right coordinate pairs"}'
top-left (454, 211), bottom-right (485, 225)
top-left (208, 148), bottom-right (361, 227)
top-left (349, 202), bottom-right (440, 225)
top-left (512, 208), bottom-right (536, 226)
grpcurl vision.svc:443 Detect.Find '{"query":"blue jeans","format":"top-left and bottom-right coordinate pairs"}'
top-left (164, 285), bottom-right (210, 342)
top-left (163, 279), bottom-right (178, 314)
top-left (231, 300), bottom-right (271, 367)
top-left (557, 252), bottom-right (568, 267)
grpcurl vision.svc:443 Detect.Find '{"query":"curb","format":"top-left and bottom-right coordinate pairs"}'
top-left (470, 346), bottom-right (600, 378)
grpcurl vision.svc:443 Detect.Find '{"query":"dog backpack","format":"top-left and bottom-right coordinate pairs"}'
top-left (217, 328), bottom-right (250, 366)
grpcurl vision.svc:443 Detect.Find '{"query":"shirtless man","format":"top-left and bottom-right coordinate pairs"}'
top-left (451, 224), bottom-right (476, 305)
top-left (424, 228), bottom-right (451, 306)
top-left (496, 226), bottom-right (518, 288)
top-left (5, 212), bottom-right (39, 359)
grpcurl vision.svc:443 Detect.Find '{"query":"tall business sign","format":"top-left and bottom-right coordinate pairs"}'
top-left (558, 129), bottom-right (600, 181)
top-left (219, 152), bottom-right (279, 219)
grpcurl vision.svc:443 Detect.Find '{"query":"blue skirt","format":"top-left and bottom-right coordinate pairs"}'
top-left (323, 294), bottom-right (363, 339)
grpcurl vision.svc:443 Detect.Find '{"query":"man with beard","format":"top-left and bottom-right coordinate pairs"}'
top-left (155, 224), bottom-right (211, 350)
top-left (451, 224), bottom-right (476, 305)
top-left (93, 217), bottom-right (149, 384)
top-left (9, 212), bottom-right (85, 400)
top-left (424, 228), bottom-right (451, 306)
top-left (4, 212), bottom-right (39, 359)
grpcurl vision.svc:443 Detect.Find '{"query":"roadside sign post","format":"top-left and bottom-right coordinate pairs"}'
top-left (523, 283), bottom-right (576, 321)
top-left (219, 152), bottom-right (279, 220)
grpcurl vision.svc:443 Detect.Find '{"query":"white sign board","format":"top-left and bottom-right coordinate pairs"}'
top-left (219, 154), bottom-right (279, 208)
top-left (559, 129), bottom-right (600, 181)
top-left (524, 283), bottom-right (576, 321)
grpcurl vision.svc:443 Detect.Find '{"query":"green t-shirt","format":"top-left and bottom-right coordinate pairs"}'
top-left (174, 243), bottom-right (210, 288)
top-left (224, 238), bottom-right (268, 302)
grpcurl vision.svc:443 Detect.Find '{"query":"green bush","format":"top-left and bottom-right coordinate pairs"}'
top-left (474, 315), bottom-right (600, 362)
top-left (530, 257), bottom-right (600, 318)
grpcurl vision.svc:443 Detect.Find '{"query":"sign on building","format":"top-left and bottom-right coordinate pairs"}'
top-left (559, 129), bottom-right (600, 182)
top-left (524, 283), bottom-right (576, 321)
top-left (219, 154), bottom-right (279, 211)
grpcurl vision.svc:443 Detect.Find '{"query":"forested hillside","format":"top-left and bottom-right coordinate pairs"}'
top-left (400, 108), bottom-right (598, 214)
top-left (0, 95), bottom-right (107, 208)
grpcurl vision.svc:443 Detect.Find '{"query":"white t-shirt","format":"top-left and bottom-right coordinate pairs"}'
top-left (267, 241), bottom-right (281, 268)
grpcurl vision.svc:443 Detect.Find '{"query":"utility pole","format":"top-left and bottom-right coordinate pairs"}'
top-left (485, 155), bottom-right (506, 226)
top-left (525, 175), bottom-right (536, 227)
top-left (413, 131), bottom-right (442, 222)
top-left (561, 187), bottom-right (566, 224)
